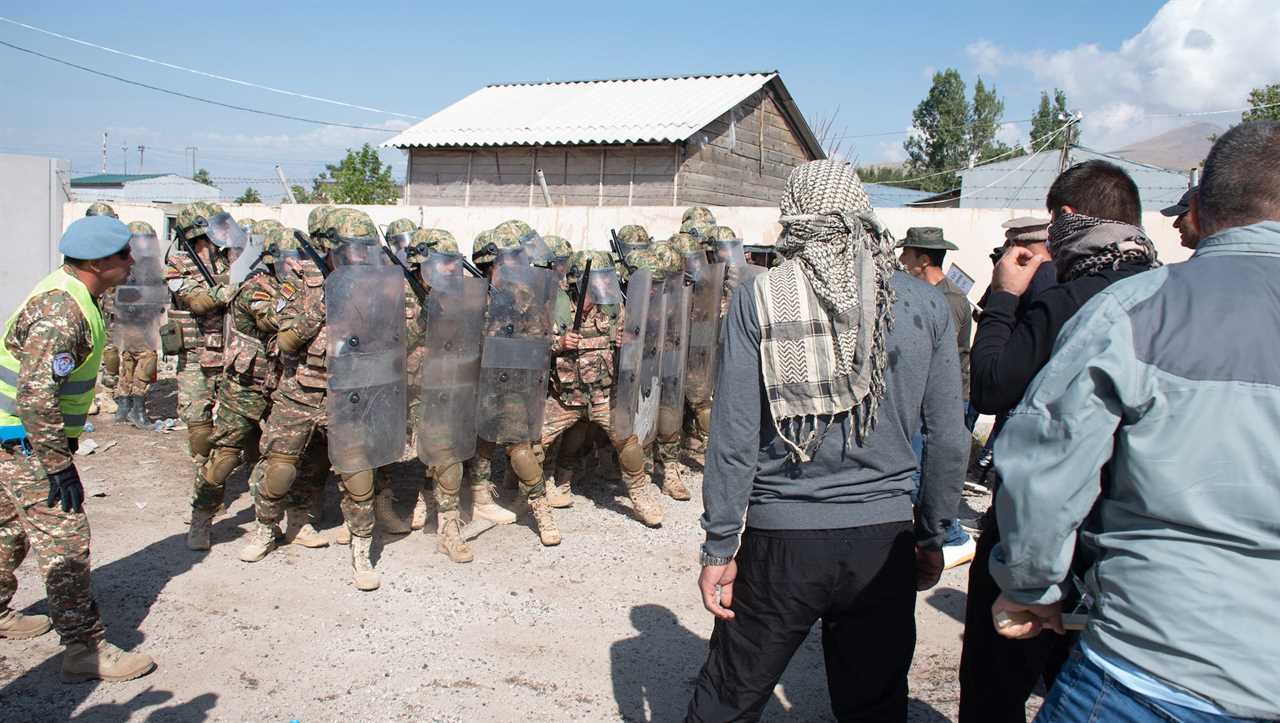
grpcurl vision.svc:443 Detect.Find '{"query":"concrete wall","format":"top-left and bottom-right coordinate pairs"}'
top-left (1, 155), bottom-right (71, 320)
top-left (62, 201), bottom-right (1193, 306)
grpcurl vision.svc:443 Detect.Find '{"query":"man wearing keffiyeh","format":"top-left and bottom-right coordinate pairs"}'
top-left (687, 160), bottom-right (969, 721)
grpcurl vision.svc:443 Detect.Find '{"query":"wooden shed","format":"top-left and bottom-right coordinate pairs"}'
top-left (385, 72), bottom-right (824, 207)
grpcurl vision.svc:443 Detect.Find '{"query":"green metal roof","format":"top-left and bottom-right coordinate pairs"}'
top-left (70, 173), bottom-right (167, 186)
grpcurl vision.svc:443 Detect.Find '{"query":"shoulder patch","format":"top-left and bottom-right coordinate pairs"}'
top-left (52, 352), bottom-right (76, 378)
top-left (251, 289), bottom-right (274, 303)
top-left (280, 281), bottom-right (298, 300)
top-left (275, 299), bottom-right (288, 313)
top-left (167, 278), bottom-right (184, 292)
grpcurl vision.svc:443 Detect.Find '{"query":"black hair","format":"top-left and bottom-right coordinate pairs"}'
top-left (1046, 159), bottom-right (1142, 226)
top-left (1198, 121), bottom-right (1280, 236)
top-left (922, 248), bottom-right (946, 268)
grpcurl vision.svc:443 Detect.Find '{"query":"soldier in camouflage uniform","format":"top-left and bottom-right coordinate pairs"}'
top-left (101, 221), bottom-right (163, 429)
top-left (164, 202), bottom-right (235, 483)
top-left (241, 209), bottom-right (385, 591)
top-left (0, 216), bottom-right (154, 681)
top-left (538, 234), bottom-right (586, 509)
top-left (679, 206), bottom-right (716, 237)
top-left (385, 217), bottom-right (417, 259)
top-left (647, 241), bottom-right (693, 501)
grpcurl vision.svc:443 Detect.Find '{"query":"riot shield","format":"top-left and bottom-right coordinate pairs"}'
top-left (658, 276), bottom-right (690, 438)
top-left (416, 275), bottom-right (488, 466)
top-left (610, 270), bottom-right (650, 443)
top-left (418, 249), bottom-right (465, 291)
top-left (228, 232), bottom-right (267, 284)
top-left (206, 211), bottom-right (247, 252)
top-left (635, 276), bottom-right (666, 446)
top-left (325, 263), bottom-right (408, 474)
top-left (476, 264), bottom-right (558, 444)
top-left (111, 231), bottom-right (167, 351)
top-left (685, 261), bottom-right (726, 406)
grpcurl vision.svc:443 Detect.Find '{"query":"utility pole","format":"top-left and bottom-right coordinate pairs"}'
top-left (137, 145), bottom-right (146, 172)
top-left (1056, 111), bottom-right (1082, 174)
top-left (122, 142), bottom-right (128, 174)
top-left (101, 132), bottom-right (108, 173)
top-left (275, 165), bottom-right (297, 204)
top-left (186, 146), bottom-right (198, 177)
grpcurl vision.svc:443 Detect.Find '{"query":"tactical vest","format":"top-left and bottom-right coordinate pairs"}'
top-left (551, 305), bottom-right (615, 406)
top-left (0, 270), bottom-right (106, 441)
top-left (223, 272), bottom-right (279, 393)
top-left (168, 250), bottom-right (227, 367)
top-left (293, 269), bottom-right (329, 390)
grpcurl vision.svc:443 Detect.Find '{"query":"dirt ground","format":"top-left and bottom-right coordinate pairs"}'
top-left (0, 378), bottom-right (1036, 722)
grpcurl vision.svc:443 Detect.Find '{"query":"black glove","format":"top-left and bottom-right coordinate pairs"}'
top-left (46, 465), bottom-right (84, 514)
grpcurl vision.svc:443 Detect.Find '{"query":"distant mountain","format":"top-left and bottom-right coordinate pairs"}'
top-left (1108, 122), bottom-right (1220, 171)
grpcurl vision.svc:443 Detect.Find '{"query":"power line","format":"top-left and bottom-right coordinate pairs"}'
top-left (907, 123), bottom-right (1075, 206)
top-left (0, 39), bottom-right (402, 133)
top-left (0, 16), bottom-right (419, 120)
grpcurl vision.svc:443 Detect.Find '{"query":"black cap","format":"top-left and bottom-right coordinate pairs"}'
top-left (1161, 186), bottom-right (1197, 217)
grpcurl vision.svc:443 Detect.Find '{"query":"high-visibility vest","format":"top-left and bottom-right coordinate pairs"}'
top-left (0, 269), bottom-right (106, 441)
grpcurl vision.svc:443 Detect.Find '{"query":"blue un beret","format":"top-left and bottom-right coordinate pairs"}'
top-left (59, 216), bottom-right (132, 261)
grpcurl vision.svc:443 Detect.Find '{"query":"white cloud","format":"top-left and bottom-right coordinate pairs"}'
top-left (965, 0), bottom-right (1280, 149)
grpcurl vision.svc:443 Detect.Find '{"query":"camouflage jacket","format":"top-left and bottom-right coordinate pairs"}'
top-left (549, 300), bottom-right (619, 407)
top-left (277, 260), bottom-right (328, 395)
top-left (404, 286), bottom-right (427, 381)
top-left (223, 269), bottom-right (281, 394)
top-left (3, 289), bottom-right (96, 473)
top-left (164, 244), bottom-right (234, 367)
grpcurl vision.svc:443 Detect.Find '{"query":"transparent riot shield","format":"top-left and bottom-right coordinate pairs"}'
top-left (228, 232), bottom-right (267, 284)
top-left (325, 264), bottom-right (408, 474)
top-left (111, 231), bottom-right (168, 351)
top-left (206, 211), bottom-right (247, 252)
top-left (658, 276), bottom-right (690, 439)
top-left (635, 276), bottom-right (666, 446)
top-left (416, 275), bottom-right (488, 466)
top-left (476, 264), bottom-right (558, 444)
top-left (685, 261), bottom-right (726, 406)
top-left (610, 270), bottom-right (650, 443)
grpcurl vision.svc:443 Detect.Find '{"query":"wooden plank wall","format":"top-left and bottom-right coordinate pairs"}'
top-left (408, 145), bottom-right (676, 206)
top-left (678, 89), bottom-right (817, 207)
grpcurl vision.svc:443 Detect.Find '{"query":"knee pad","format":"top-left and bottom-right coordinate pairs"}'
top-left (434, 461), bottom-right (463, 494)
top-left (203, 447), bottom-right (241, 485)
top-left (617, 437), bottom-right (645, 477)
top-left (695, 406), bottom-right (712, 435)
top-left (137, 353), bottom-right (158, 383)
top-left (187, 421), bottom-right (215, 459)
top-left (102, 346), bottom-right (120, 376)
top-left (341, 469), bottom-right (375, 502)
top-left (262, 453), bottom-right (300, 499)
top-left (507, 443), bottom-right (543, 484)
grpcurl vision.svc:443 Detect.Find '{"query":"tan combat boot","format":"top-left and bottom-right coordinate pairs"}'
top-left (627, 484), bottom-right (665, 527)
top-left (61, 639), bottom-right (155, 683)
top-left (471, 484), bottom-right (516, 525)
top-left (350, 535), bottom-right (380, 591)
top-left (238, 521), bottom-right (278, 563)
top-left (528, 496), bottom-right (562, 546)
top-left (435, 511), bottom-right (474, 563)
top-left (186, 509), bottom-right (213, 550)
top-left (284, 508), bottom-right (328, 548)
top-left (661, 466), bottom-right (691, 501)
top-left (0, 609), bottom-right (52, 639)
top-left (375, 488), bottom-right (411, 535)
top-left (545, 468), bottom-right (574, 509)
top-left (411, 489), bottom-right (434, 531)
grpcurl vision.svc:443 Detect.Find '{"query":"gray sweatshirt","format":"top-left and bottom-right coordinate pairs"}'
top-left (700, 270), bottom-right (968, 561)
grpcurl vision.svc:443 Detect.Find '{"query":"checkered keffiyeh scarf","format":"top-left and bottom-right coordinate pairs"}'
top-left (1048, 213), bottom-right (1160, 282)
top-left (753, 160), bottom-right (899, 461)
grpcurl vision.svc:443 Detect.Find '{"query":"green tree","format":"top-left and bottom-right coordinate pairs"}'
top-left (192, 167), bottom-right (214, 186)
top-left (1030, 89), bottom-right (1072, 150)
top-left (286, 184), bottom-right (312, 203)
top-left (1242, 83), bottom-right (1280, 122)
top-left (904, 69), bottom-right (970, 193)
top-left (322, 144), bottom-right (398, 204)
top-left (235, 187), bottom-right (262, 204)
top-left (969, 78), bottom-right (1016, 163)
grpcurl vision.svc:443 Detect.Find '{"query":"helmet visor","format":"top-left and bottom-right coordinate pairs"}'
top-left (205, 211), bottom-right (248, 250)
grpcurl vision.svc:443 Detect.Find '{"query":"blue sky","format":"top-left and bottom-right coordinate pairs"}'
top-left (2, 0), bottom-right (1272, 201)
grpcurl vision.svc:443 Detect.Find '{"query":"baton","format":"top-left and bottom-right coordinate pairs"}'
top-left (460, 257), bottom-right (485, 279)
top-left (609, 228), bottom-right (626, 266)
top-left (376, 235), bottom-right (430, 308)
top-left (293, 230), bottom-right (331, 279)
top-left (572, 258), bottom-right (592, 332)
top-left (176, 230), bottom-right (217, 288)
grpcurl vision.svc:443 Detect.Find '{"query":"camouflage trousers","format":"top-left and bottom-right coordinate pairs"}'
top-left (175, 354), bottom-right (221, 425)
top-left (436, 440), bottom-right (498, 515)
top-left (682, 398), bottom-right (711, 455)
top-left (0, 446), bottom-right (104, 644)
top-left (515, 396), bottom-right (644, 499)
top-left (191, 377), bottom-right (268, 513)
top-left (255, 391), bottom-right (373, 536)
top-left (115, 350), bottom-right (157, 399)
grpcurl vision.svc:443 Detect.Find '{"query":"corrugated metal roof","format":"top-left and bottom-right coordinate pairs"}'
top-left (958, 147), bottom-right (1193, 212)
top-left (70, 173), bottom-right (165, 186)
top-left (863, 182), bottom-right (934, 208)
top-left (385, 72), bottom-right (787, 149)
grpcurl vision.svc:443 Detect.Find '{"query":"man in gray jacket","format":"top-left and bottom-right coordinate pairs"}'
top-left (990, 121), bottom-right (1280, 721)
top-left (687, 160), bottom-right (967, 721)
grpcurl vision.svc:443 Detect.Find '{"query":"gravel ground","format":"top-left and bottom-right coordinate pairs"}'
top-left (0, 379), bottom-right (1031, 722)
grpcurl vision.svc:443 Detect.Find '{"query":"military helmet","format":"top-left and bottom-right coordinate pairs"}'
top-left (251, 219), bottom-right (282, 236)
top-left (386, 217), bottom-right (418, 251)
top-left (85, 202), bottom-right (118, 218)
top-left (706, 225), bottom-right (740, 245)
top-left (238, 217), bottom-right (257, 232)
top-left (408, 227), bottom-right (458, 265)
top-left (476, 223), bottom-right (527, 266)
top-left (307, 204), bottom-right (335, 237)
top-left (323, 208), bottom-right (378, 245)
top-left (261, 226), bottom-right (294, 264)
top-left (175, 201), bottom-right (223, 242)
top-left (127, 220), bottom-right (156, 237)
top-left (668, 232), bottom-right (701, 256)
top-left (681, 206), bottom-right (716, 227)
top-left (471, 229), bottom-right (498, 264)
top-left (624, 248), bottom-right (666, 279)
top-left (493, 219), bottom-right (533, 240)
top-left (651, 241), bottom-right (683, 275)
top-left (568, 249), bottom-right (613, 282)
top-left (617, 224), bottom-right (652, 251)
top-left (545, 234), bottom-right (574, 260)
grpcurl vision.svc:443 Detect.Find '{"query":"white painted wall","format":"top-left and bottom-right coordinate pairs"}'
top-left (1, 155), bottom-right (70, 321)
top-left (62, 201), bottom-right (1193, 306)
